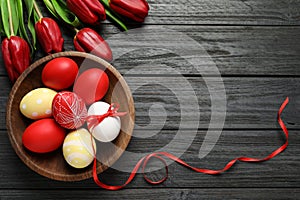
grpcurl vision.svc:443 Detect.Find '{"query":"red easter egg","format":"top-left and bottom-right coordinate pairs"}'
top-left (42, 57), bottom-right (78, 90)
top-left (52, 91), bottom-right (87, 129)
top-left (22, 119), bottom-right (66, 153)
top-left (73, 68), bottom-right (109, 105)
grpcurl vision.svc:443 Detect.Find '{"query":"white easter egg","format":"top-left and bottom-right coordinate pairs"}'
top-left (19, 88), bottom-right (57, 120)
top-left (63, 128), bottom-right (96, 169)
top-left (87, 101), bottom-right (121, 142)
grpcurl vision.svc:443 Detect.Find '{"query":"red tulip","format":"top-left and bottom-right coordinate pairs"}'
top-left (109, 0), bottom-right (149, 22)
top-left (35, 17), bottom-right (64, 54)
top-left (74, 28), bottom-right (113, 62)
top-left (1, 36), bottom-right (31, 82)
top-left (66, 0), bottom-right (106, 25)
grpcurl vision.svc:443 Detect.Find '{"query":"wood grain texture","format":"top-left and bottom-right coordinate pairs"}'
top-left (1, 188), bottom-right (299, 200)
top-left (1, 130), bottom-right (298, 188)
top-left (144, 0), bottom-right (300, 25)
top-left (2, 26), bottom-right (300, 76)
top-left (127, 77), bottom-right (300, 129)
top-left (111, 26), bottom-right (300, 76)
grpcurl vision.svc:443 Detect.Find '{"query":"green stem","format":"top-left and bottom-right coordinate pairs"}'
top-left (33, 0), bottom-right (43, 19)
top-left (100, 0), bottom-right (110, 8)
top-left (74, 27), bottom-right (79, 33)
top-left (99, 0), bottom-right (127, 31)
top-left (105, 9), bottom-right (128, 31)
top-left (7, 0), bottom-right (14, 36)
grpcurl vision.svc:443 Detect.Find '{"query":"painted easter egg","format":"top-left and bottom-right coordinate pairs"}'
top-left (87, 101), bottom-right (121, 142)
top-left (20, 88), bottom-right (57, 120)
top-left (73, 68), bottom-right (109, 105)
top-left (52, 91), bottom-right (87, 129)
top-left (22, 119), bottom-right (66, 153)
top-left (42, 57), bottom-right (78, 90)
top-left (63, 128), bottom-right (96, 168)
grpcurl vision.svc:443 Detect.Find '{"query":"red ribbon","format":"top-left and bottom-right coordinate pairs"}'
top-left (86, 103), bottom-right (127, 131)
top-left (92, 97), bottom-right (290, 190)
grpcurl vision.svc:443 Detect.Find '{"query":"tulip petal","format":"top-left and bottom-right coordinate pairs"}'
top-left (35, 18), bottom-right (64, 54)
top-left (109, 0), bottom-right (149, 22)
top-left (74, 28), bottom-right (112, 62)
top-left (67, 0), bottom-right (106, 25)
top-left (1, 36), bottom-right (30, 82)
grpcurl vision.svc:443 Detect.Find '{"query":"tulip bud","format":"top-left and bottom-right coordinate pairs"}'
top-left (109, 0), bottom-right (149, 22)
top-left (74, 28), bottom-right (113, 62)
top-left (35, 17), bottom-right (64, 54)
top-left (66, 0), bottom-right (106, 25)
top-left (1, 36), bottom-right (31, 82)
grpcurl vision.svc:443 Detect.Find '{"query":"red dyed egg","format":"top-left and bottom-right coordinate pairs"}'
top-left (52, 91), bottom-right (87, 129)
top-left (42, 57), bottom-right (78, 90)
top-left (73, 68), bottom-right (109, 105)
top-left (22, 119), bottom-right (66, 153)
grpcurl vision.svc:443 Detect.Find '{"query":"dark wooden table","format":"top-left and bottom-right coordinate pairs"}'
top-left (1, 0), bottom-right (300, 199)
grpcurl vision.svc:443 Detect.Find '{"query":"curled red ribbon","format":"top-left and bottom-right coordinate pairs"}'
top-left (86, 103), bottom-right (127, 131)
top-left (92, 97), bottom-right (290, 190)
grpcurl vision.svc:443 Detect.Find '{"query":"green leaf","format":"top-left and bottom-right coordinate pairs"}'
top-left (0, 13), bottom-right (4, 36)
top-left (1, 0), bottom-right (19, 37)
top-left (16, 1), bottom-right (30, 43)
top-left (43, 0), bottom-right (60, 19)
top-left (24, 0), bottom-right (37, 52)
top-left (1, 0), bottom-right (11, 37)
top-left (52, 0), bottom-right (81, 27)
top-left (44, 0), bottom-right (81, 27)
top-left (10, 0), bottom-right (19, 34)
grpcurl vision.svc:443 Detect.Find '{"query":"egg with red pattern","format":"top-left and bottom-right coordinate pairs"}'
top-left (52, 91), bottom-right (87, 129)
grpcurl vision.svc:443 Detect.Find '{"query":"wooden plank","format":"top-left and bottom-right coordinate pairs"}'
top-left (34, 0), bottom-right (300, 25)
top-left (32, 0), bottom-right (300, 25)
top-left (123, 77), bottom-right (299, 129)
top-left (111, 26), bottom-right (300, 76)
top-left (144, 0), bottom-right (300, 25)
top-left (0, 188), bottom-right (299, 199)
top-left (1, 130), bottom-right (299, 188)
top-left (0, 77), bottom-right (298, 130)
top-left (1, 26), bottom-right (300, 76)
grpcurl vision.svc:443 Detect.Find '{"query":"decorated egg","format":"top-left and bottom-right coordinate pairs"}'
top-left (22, 119), bottom-right (66, 153)
top-left (73, 68), bottom-right (109, 105)
top-left (52, 91), bottom-right (87, 129)
top-left (42, 57), bottom-right (79, 90)
top-left (88, 101), bottom-right (121, 142)
top-left (63, 128), bottom-right (96, 168)
top-left (20, 88), bottom-right (57, 120)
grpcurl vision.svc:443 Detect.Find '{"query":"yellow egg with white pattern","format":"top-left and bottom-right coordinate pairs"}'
top-left (19, 88), bottom-right (57, 120)
top-left (63, 128), bottom-right (96, 169)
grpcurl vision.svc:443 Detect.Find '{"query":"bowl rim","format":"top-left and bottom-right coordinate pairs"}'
top-left (6, 51), bottom-right (135, 181)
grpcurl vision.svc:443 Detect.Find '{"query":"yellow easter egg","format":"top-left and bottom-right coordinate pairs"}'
top-left (19, 88), bottom-right (57, 120)
top-left (63, 128), bottom-right (96, 169)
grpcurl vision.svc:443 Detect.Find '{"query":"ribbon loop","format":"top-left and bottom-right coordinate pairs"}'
top-left (92, 97), bottom-right (290, 191)
top-left (142, 154), bottom-right (169, 185)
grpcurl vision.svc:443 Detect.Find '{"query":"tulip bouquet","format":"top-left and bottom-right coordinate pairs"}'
top-left (0, 0), bottom-right (150, 82)
top-left (0, 0), bottom-right (65, 82)
top-left (1, 0), bottom-right (31, 82)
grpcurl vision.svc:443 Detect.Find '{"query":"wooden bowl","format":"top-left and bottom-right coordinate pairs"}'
top-left (6, 51), bottom-right (135, 181)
